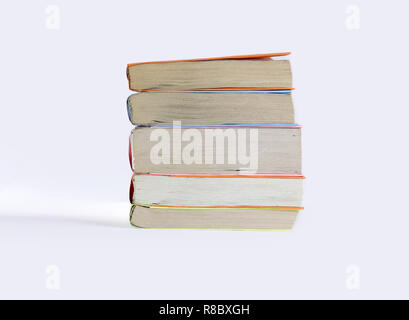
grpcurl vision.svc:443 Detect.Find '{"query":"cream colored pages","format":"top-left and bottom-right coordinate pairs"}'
top-left (132, 175), bottom-right (303, 207)
top-left (128, 60), bottom-right (292, 91)
top-left (130, 127), bottom-right (302, 174)
top-left (130, 205), bottom-right (299, 229)
top-left (128, 92), bottom-right (294, 125)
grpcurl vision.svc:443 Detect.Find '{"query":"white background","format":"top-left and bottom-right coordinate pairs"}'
top-left (1, 0), bottom-right (408, 299)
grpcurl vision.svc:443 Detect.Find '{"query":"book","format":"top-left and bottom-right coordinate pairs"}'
top-left (130, 174), bottom-right (304, 207)
top-left (130, 205), bottom-right (299, 230)
top-left (127, 53), bottom-right (292, 91)
top-left (125, 52), bottom-right (303, 230)
top-left (129, 125), bottom-right (302, 174)
top-left (127, 91), bottom-right (294, 125)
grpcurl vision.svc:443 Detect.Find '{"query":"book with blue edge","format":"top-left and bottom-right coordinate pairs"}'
top-left (125, 53), bottom-right (304, 230)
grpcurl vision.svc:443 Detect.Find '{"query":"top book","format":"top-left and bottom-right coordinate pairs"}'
top-left (127, 53), bottom-right (292, 91)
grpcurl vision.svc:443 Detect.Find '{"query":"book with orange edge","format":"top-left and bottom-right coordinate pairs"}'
top-left (129, 173), bottom-right (305, 210)
top-left (126, 52), bottom-right (293, 92)
top-left (127, 52), bottom-right (291, 67)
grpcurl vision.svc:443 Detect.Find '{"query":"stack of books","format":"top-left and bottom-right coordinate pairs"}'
top-left (126, 53), bottom-right (304, 230)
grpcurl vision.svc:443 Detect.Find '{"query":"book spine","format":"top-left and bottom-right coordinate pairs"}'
top-left (129, 174), bottom-right (134, 203)
top-left (128, 134), bottom-right (134, 171)
top-left (126, 65), bottom-right (131, 91)
top-left (126, 95), bottom-right (134, 125)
